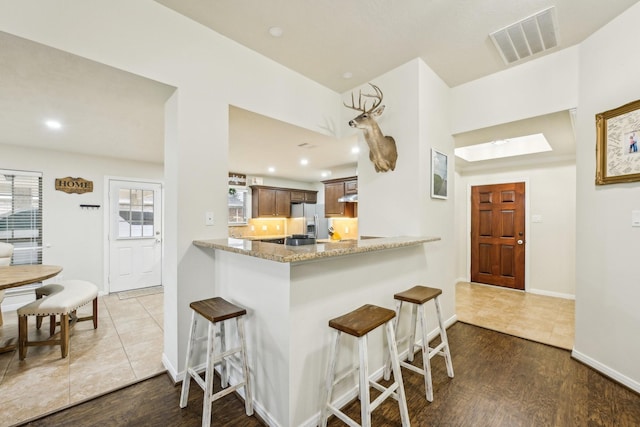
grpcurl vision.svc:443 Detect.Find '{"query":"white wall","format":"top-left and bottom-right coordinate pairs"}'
top-left (451, 46), bottom-right (579, 133)
top-left (339, 58), bottom-right (457, 326)
top-left (456, 162), bottom-right (577, 298)
top-left (573, 2), bottom-right (640, 391)
top-left (0, 144), bottom-right (162, 308)
top-left (0, 0), bottom-right (343, 380)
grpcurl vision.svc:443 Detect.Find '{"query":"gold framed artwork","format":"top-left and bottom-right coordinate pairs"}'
top-left (596, 99), bottom-right (640, 185)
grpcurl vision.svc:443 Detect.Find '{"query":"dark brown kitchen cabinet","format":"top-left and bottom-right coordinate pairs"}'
top-left (345, 179), bottom-right (358, 195)
top-left (322, 176), bottom-right (357, 218)
top-left (251, 186), bottom-right (291, 217)
top-left (290, 190), bottom-right (318, 203)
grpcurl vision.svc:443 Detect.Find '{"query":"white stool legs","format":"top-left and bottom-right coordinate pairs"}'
top-left (320, 304), bottom-right (411, 427)
top-left (180, 298), bottom-right (253, 427)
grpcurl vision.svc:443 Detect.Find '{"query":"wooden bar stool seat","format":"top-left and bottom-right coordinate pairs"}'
top-left (180, 297), bottom-right (253, 427)
top-left (384, 285), bottom-right (454, 402)
top-left (320, 304), bottom-right (410, 427)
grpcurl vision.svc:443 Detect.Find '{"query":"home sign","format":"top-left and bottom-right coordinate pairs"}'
top-left (55, 176), bottom-right (94, 194)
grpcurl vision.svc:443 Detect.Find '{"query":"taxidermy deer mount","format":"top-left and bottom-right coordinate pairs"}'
top-left (344, 83), bottom-right (398, 172)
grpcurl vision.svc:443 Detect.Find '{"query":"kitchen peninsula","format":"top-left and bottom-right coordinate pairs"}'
top-left (193, 236), bottom-right (441, 427)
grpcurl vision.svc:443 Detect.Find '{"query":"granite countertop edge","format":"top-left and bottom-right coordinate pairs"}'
top-left (193, 236), bottom-right (441, 263)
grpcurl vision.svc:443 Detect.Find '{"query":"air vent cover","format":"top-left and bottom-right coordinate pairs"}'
top-left (490, 7), bottom-right (559, 64)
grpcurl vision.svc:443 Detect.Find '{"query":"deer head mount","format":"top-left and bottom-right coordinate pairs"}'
top-left (344, 83), bottom-right (398, 173)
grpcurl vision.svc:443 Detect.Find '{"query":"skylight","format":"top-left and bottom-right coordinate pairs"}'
top-left (455, 133), bottom-right (552, 162)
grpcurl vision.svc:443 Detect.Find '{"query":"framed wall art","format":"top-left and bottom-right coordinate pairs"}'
top-left (431, 149), bottom-right (448, 199)
top-left (596, 99), bottom-right (640, 185)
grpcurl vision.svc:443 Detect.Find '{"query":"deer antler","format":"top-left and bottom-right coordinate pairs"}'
top-left (343, 83), bottom-right (384, 114)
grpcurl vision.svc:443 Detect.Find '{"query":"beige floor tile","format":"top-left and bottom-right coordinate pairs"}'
top-left (456, 282), bottom-right (575, 350)
top-left (0, 287), bottom-right (165, 421)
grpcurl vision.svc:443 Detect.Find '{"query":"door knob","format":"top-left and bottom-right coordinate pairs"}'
top-left (517, 239), bottom-right (524, 245)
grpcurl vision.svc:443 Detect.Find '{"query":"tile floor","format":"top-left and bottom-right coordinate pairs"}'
top-left (456, 281), bottom-right (575, 350)
top-left (0, 290), bottom-right (165, 427)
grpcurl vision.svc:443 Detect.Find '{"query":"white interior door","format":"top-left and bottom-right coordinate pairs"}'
top-left (108, 179), bottom-right (162, 293)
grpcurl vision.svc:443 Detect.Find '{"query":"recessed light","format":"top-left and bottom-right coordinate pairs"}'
top-left (268, 167), bottom-right (275, 173)
top-left (45, 119), bottom-right (62, 130)
top-left (351, 146), bottom-right (360, 154)
top-left (343, 72), bottom-right (353, 79)
top-left (269, 26), bottom-right (283, 37)
top-left (321, 171), bottom-right (331, 178)
top-left (300, 158), bottom-right (308, 166)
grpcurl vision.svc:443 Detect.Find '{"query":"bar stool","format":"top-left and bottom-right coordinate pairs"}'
top-left (180, 297), bottom-right (253, 427)
top-left (384, 286), bottom-right (454, 402)
top-left (320, 304), bottom-right (410, 427)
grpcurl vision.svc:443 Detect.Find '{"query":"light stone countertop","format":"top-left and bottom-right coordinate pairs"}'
top-left (193, 236), bottom-right (440, 263)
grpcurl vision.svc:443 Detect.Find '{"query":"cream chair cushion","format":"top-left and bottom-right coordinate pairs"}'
top-left (0, 242), bottom-right (14, 326)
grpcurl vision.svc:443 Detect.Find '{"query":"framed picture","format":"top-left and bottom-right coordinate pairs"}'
top-left (596, 99), bottom-right (640, 185)
top-left (431, 149), bottom-right (448, 199)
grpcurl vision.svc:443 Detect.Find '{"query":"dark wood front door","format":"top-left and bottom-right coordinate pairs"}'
top-left (471, 182), bottom-right (525, 290)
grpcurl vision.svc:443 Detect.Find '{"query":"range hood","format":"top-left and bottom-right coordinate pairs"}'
top-left (337, 194), bottom-right (358, 203)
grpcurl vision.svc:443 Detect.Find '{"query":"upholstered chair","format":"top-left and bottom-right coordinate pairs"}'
top-left (0, 242), bottom-right (14, 326)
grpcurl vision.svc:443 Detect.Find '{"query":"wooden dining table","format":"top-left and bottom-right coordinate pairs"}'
top-left (0, 264), bottom-right (63, 353)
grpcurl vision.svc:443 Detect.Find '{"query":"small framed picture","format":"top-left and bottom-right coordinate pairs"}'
top-left (596, 99), bottom-right (640, 185)
top-left (431, 149), bottom-right (448, 199)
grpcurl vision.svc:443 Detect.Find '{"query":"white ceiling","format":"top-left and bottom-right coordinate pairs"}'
top-left (1, 1), bottom-right (636, 181)
top-left (154, 0), bottom-right (637, 92)
top-left (0, 31), bottom-right (175, 164)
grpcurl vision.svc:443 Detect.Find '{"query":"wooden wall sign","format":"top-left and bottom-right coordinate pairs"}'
top-left (55, 177), bottom-right (93, 194)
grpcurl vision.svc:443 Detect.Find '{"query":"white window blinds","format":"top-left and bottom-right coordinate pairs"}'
top-left (0, 169), bottom-right (43, 265)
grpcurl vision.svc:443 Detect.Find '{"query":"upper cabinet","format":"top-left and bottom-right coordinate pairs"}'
top-left (251, 186), bottom-right (291, 217)
top-left (290, 190), bottom-right (318, 203)
top-left (322, 176), bottom-right (357, 218)
top-left (345, 179), bottom-right (358, 195)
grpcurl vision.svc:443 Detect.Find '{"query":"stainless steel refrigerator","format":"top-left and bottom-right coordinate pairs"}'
top-left (291, 203), bottom-right (328, 239)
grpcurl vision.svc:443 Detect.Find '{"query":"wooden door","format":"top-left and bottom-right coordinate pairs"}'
top-left (471, 182), bottom-right (525, 290)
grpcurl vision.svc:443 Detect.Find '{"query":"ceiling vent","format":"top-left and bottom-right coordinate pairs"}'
top-left (490, 7), bottom-right (559, 65)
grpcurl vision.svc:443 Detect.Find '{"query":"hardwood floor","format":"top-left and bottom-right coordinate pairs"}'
top-left (19, 322), bottom-right (640, 427)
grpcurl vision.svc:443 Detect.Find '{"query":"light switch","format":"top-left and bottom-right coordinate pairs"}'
top-left (532, 214), bottom-right (543, 223)
top-left (205, 212), bottom-right (214, 226)
top-left (632, 210), bottom-right (640, 227)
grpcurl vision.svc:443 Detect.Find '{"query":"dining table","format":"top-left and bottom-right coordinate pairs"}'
top-left (0, 264), bottom-right (63, 353)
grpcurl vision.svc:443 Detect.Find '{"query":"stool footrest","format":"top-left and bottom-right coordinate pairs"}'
top-left (369, 380), bottom-right (399, 411)
top-left (326, 404), bottom-right (362, 427)
top-left (211, 381), bottom-right (246, 402)
top-left (428, 341), bottom-right (447, 360)
top-left (400, 360), bottom-right (425, 376)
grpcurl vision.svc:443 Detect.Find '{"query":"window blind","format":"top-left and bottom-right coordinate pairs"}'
top-left (0, 169), bottom-right (43, 265)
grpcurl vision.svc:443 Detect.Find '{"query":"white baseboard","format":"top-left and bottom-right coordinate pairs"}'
top-left (571, 349), bottom-right (640, 394)
top-left (528, 288), bottom-right (575, 300)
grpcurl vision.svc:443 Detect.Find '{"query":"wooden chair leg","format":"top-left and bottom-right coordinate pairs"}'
top-left (49, 315), bottom-right (56, 336)
top-left (18, 315), bottom-right (28, 360)
top-left (60, 314), bottom-right (70, 358)
top-left (92, 297), bottom-right (98, 329)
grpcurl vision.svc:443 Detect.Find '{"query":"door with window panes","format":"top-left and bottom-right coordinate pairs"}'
top-left (109, 179), bottom-right (162, 292)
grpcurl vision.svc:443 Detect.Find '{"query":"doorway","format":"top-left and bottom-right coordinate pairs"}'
top-left (108, 179), bottom-right (163, 293)
top-left (470, 182), bottom-right (525, 290)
